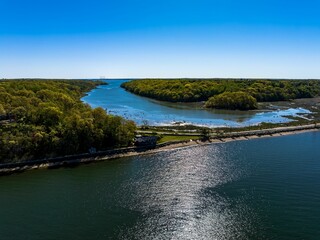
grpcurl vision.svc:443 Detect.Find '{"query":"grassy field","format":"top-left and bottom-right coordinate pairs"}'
top-left (158, 135), bottom-right (201, 143)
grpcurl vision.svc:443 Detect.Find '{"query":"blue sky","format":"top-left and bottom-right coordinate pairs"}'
top-left (1, 0), bottom-right (320, 78)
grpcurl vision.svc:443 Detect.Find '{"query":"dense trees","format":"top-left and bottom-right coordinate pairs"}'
top-left (205, 92), bottom-right (258, 110)
top-left (0, 79), bottom-right (136, 163)
top-left (122, 79), bottom-right (225, 102)
top-left (122, 79), bottom-right (320, 110)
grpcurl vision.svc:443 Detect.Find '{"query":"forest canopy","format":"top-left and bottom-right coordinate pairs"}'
top-left (205, 91), bottom-right (258, 110)
top-left (121, 79), bottom-right (320, 110)
top-left (0, 79), bottom-right (136, 163)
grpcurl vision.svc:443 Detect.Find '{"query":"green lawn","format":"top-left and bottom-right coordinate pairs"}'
top-left (158, 135), bottom-right (200, 144)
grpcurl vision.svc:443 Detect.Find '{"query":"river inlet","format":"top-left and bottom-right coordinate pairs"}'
top-left (82, 79), bottom-right (311, 127)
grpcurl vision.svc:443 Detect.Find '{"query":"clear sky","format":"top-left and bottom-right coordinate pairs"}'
top-left (1, 0), bottom-right (320, 79)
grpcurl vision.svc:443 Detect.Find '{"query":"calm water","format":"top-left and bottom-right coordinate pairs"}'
top-left (82, 80), bottom-right (311, 127)
top-left (1, 132), bottom-right (320, 239)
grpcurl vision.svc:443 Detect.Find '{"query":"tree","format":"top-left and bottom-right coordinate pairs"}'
top-left (0, 104), bottom-right (5, 116)
top-left (201, 128), bottom-right (210, 141)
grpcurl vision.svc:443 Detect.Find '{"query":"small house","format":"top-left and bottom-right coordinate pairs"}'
top-left (134, 136), bottom-right (158, 148)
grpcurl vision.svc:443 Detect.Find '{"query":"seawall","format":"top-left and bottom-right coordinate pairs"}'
top-left (1, 124), bottom-right (319, 175)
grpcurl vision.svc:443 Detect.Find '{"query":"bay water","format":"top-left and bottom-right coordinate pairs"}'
top-left (1, 132), bottom-right (320, 239)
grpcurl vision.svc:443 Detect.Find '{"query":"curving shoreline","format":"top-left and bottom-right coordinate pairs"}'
top-left (0, 124), bottom-right (319, 176)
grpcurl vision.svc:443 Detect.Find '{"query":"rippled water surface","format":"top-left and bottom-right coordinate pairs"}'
top-left (1, 132), bottom-right (320, 239)
top-left (81, 80), bottom-right (311, 127)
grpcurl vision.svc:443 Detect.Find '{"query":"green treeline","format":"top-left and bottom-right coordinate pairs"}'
top-left (121, 79), bottom-right (320, 110)
top-left (0, 80), bottom-right (136, 163)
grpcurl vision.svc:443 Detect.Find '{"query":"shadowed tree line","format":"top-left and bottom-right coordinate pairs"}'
top-left (121, 79), bottom-right (320, 110)
top-left (0, 79), bottom-right (136, 163)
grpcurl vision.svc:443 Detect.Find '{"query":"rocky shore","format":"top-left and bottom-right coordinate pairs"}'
top-left (0, 124), bottom-right (319, 176)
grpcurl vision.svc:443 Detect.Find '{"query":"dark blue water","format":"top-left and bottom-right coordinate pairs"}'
top-left (1, 132), bottom-right (320, 239)
top-left (81, 80), bottom-right (311, 127)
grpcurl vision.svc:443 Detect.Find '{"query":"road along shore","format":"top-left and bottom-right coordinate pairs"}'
top-left (0, 124), bottom-right (319, 176)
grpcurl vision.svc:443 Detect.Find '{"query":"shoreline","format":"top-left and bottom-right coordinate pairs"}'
top-left (0, 125), bottom-right (319, 176)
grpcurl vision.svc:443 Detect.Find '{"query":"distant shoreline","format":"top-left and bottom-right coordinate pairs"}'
top-left (0, 124), bottom-right (319, 176)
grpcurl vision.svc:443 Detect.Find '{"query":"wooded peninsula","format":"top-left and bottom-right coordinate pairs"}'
top-left (0, 79), bottom-right (136, 164)
top-left (121, 79), bottom-right (320, 110)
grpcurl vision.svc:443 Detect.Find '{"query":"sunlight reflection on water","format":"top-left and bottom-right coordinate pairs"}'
top-left (1, 133), bottom-right (320, 239)
top-left (116, 145), bottom-right (257, 239)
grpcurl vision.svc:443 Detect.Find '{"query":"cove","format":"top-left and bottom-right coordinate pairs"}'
top-left (82, 79), bottom-right (311, 127)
